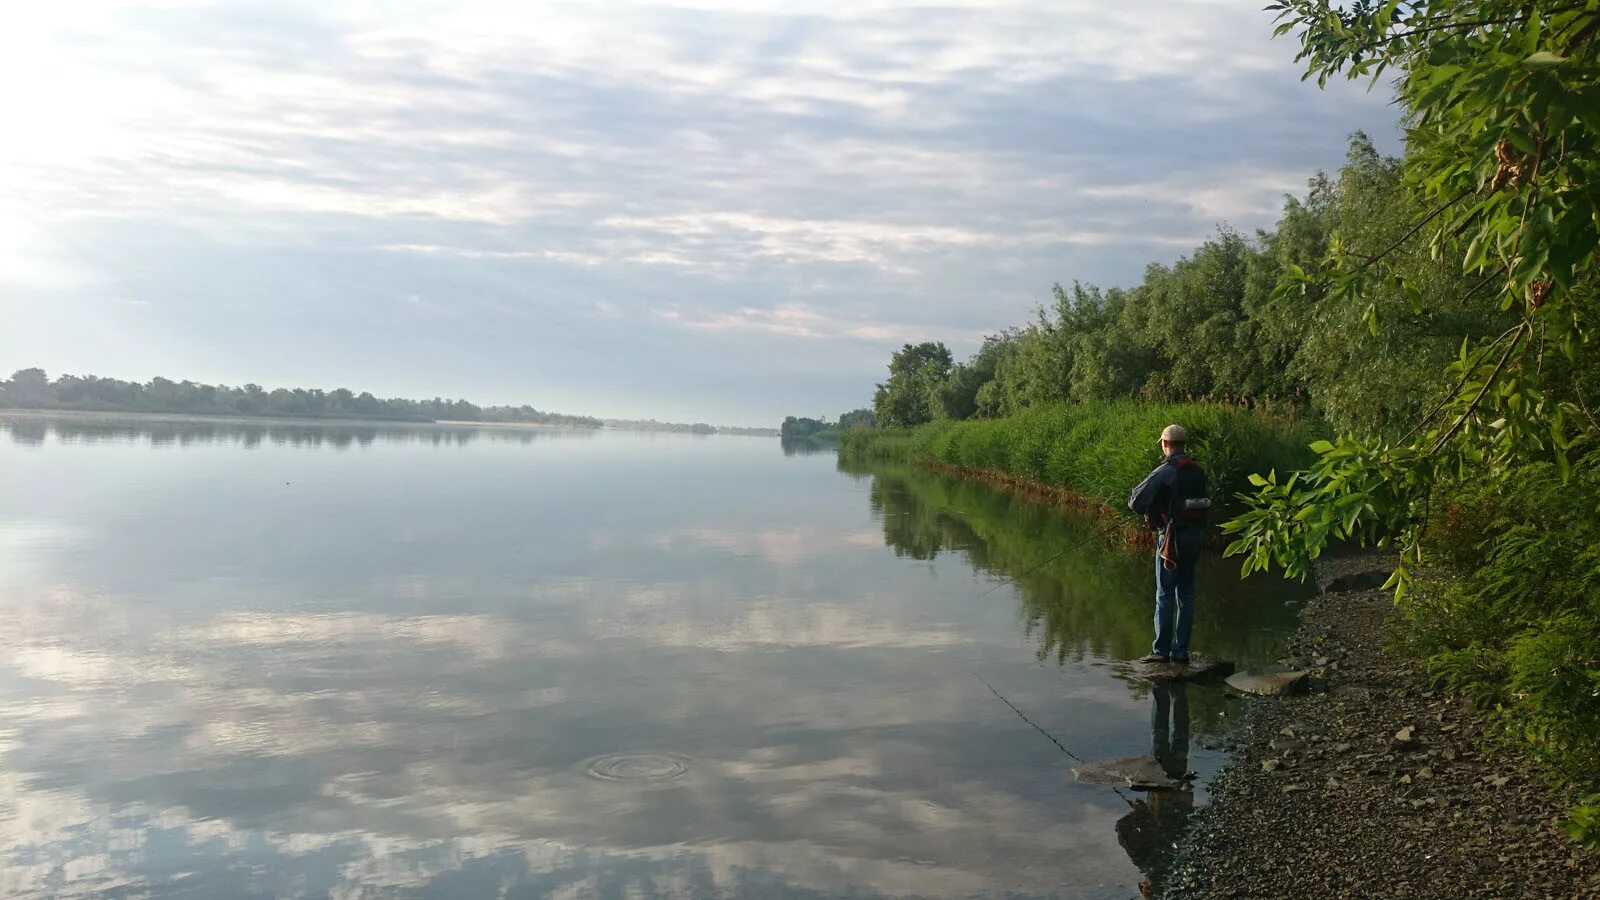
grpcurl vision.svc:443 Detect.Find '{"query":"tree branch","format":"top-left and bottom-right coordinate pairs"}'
top-left (1428, 323), bottom-right (1529, 454)
top-left (1573, 381), bottom-right (1600, 435)
top-left (1563, 12), bottom-right (1600, 54)
top-left (1399, 320), bottom-right (1524, 445)
top-left (1346, 5), bottom-right (1588, 55)
top-left (1356, 189), bottom-right (1473, 273)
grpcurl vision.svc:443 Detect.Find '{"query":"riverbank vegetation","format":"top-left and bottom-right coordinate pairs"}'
top-left (0, 368), bottom-right (602, 426)
top-left (845, 0), bottom-right (1600, 838)
top-left (842, 402), bottom-right (1319, 523)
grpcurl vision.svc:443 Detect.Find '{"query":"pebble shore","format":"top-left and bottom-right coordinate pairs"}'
top-left (1162, 553), bottom-right (1600, 899)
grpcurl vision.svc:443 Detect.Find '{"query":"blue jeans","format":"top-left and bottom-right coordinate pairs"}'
top-left (1153, 526), bottom-right (1203, 659)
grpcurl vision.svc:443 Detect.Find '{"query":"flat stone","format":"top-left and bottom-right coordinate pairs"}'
top-left (1225, 666), bottom-right (1311, 696)
top-left (1118, 654), bottom-right (1236, 684)
top-left (1071, 756), bottom-right (1185, 791)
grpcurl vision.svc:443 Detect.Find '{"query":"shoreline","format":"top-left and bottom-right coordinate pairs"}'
top-left (879, 456), bottom-right (1599, 896)
top-left (908, 459), bottom-right (1229, 550)
top-left (1162, 552), bottom-right (1600, 899)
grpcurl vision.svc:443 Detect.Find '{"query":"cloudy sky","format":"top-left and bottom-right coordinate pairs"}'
top-left (0, 0), bottom-right (1400, 425)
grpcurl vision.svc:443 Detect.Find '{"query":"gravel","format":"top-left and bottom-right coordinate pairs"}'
top-left (1161, 552), bottom-right (1600, 900)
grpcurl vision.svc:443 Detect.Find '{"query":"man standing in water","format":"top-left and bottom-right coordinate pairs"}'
top-left (1127, 424), bottom-right (1209, 665)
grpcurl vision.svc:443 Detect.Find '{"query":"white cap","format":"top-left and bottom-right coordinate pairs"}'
top-left (1160, 424), bottom-right (1187, 444)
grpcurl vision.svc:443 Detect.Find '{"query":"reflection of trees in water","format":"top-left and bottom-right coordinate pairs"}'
top-left (779, 436), bottom-right (837, 457)
top-left (4, 417), bottom-right (49, 447)
top-left (0, 415), bottom-right (597, 449)
top-left (848, 461), bottom-right (1306, 671)
top-left (1116, 681), bottom-right (1196, 897)
top-left (847, 460), bottom-right (1307, 895)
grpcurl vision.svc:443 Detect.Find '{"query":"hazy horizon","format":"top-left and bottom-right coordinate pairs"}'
top-left (2, 1), bottom-right (1401, 424)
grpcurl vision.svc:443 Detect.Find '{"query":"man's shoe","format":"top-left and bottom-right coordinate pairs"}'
top-left (1170, 655), bottom-right (1191, 666)
top-left (1138, 653), bottom-right (1171, 664)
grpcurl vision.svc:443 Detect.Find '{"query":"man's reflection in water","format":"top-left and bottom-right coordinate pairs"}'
top-left (1115, 681), bottom-right (1196, 897)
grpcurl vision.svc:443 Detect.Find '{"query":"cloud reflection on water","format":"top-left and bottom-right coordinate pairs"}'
top-left (0, 580), bottom-right (1139, 897)
top-left (0, 424), bottom-right (1271, 897)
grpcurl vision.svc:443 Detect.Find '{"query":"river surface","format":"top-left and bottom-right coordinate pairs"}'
top-left (0, 414), bottom-right (1306, 899)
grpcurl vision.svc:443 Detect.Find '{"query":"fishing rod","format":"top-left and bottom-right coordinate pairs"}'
top-left (976, 518), bottom-right (1126, 598)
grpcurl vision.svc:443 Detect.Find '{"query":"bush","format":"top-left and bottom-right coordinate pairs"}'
top-left (1401, 457), bottom-right (1600, 792)
top-left (1565, 797), bottom-right (1600, 852)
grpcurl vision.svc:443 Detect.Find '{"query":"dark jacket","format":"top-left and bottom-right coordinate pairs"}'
top-left (1128, 452), bottom-right (1206, 530)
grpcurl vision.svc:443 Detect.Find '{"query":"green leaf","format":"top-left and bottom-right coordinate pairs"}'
top-left (1520, 51), bottom-right (1565, 70)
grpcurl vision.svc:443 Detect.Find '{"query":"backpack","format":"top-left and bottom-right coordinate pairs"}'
top-left (1168, 456), bottom-right (1210, 523)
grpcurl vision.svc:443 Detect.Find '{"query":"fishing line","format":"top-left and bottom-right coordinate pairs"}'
top-left (972, 671), bottom-right (1086, 764)
top-left (972, 671), bottom-right (1136, 808)
top-left (967, 516), bottom-right (1150, 809)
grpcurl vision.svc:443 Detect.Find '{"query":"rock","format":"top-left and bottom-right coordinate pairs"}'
top-left (1393, 726), bottom-right (1422, 752)
top-left (1118, 654), bottom-right (1236, 684)
top-left (1071, 756), bottom-right (1185, 791)
top-left (1226, 666), bottom-right (1311, 696)
top-left (1262, 759), bottom-right (1285, 773)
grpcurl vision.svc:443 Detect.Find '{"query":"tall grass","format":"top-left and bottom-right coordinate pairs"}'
top-left (839, 402), bottom-right (1323, 519)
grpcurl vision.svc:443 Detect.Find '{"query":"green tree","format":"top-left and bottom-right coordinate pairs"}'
top-left (1229, 1), bottom-right (1600, 589)
top-left (1125, 231), bottom-right (1264, 400)
top-left (873, 342), bottom-right (953, 427)
top-left (3, 368), bottom-right (53, 406)
top-left (1248, 136), bottom-right (1514, 437)
top-left (937, 331), bottom-right (1019, 420)
top-left (838, 408), bottom-right (876, 429)
top-left (780, 416), bottom-right (830, 438)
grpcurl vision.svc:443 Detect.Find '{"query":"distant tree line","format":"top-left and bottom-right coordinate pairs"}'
top-left (603, 418), bottom-right (717, 434)
top-left (0, 368), bottom-right (602, 427)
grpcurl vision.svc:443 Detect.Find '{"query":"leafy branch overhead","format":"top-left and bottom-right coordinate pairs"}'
top-left (1228, 0), bottom-right (1600, 590)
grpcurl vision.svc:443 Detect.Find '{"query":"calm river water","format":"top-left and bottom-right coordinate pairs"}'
top-left (0, 414), bottom-right (1305, 899)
